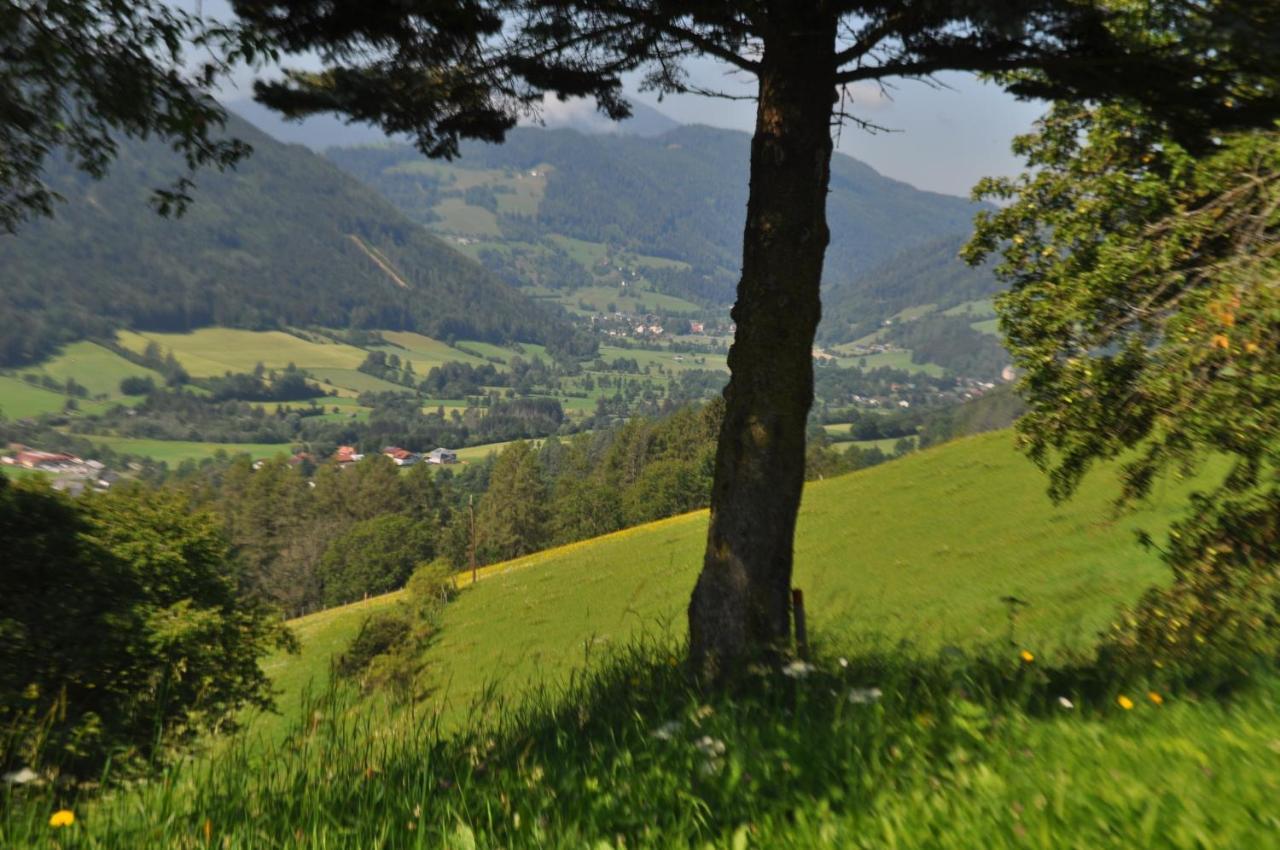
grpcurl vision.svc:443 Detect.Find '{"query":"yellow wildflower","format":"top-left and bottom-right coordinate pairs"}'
top-left (49, 810), bottom-right (75, 828)
top-left (1211, 334), bottom-right (1231, 350)
top-left (1117, 695), bottom-right (1135, 711)
top-left (1147, 691), bottom-right (1164, 706)
top-left (1244, 341), bottom-right (1260, 354)
top-left (1020, 650), bottom-right (1035, 664)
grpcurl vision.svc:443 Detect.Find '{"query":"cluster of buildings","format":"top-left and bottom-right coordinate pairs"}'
top-left (1, 446), bottom-right (118, 495)
top-left (837, 341), bottom-right (899, 358)
top-left (332, 445), bottom-right (458, 467)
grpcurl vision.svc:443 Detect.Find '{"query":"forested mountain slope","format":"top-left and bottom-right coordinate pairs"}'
top-left (0, 114), bottom-right (581, 366)
top-left (819, 234), bottom-right (1000, 343)
top-left (326, 124), bottom-right (1001, 338)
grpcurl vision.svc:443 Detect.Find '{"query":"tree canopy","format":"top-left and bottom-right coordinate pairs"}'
top-left (0, 0), bottom-right (269, 231)
top-left (0, 477), bottom-right (294, 777)
top-left (226, 0), bottom-right (1280, 676)
top-left (966, 104), bottom-right (1280, 670)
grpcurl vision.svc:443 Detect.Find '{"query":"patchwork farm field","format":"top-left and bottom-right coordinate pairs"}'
top-left (115, 329), bottom-right (369, 377)
top-left (30, 341), bottom-right (160, 398)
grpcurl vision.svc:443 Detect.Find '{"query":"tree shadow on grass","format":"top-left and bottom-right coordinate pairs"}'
top-left (38, 633), bottom-right (1270, 848)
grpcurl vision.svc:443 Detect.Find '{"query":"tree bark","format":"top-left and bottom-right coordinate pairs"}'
top-left (688, 15), bottom-right (837, 679)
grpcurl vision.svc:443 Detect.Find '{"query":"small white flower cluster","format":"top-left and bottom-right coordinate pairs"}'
top-left (847, 687), bottom-right (883, 705)
top-left (1058, 696), bottom-right (1074, 710)
top-left (782, 660), bottom-right (816, 678)
top-left (694, 736), bottom-right (727, 758)
top-left (695, 735), bottom-right (728, 776)
top-left (650, 720), bottom-right (682, 741)
top-left (2, 767), bottom-right (39, 785)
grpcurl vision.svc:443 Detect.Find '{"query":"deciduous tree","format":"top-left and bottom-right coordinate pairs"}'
top-left (966, 105), bottom-right (1280, 670)
top-left (0, 0), bottom-right (266, 231)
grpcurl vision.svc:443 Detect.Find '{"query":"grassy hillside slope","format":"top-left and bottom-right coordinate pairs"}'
top-left (12, 430), bottom-right (1277, 850)
top-left (266, 429), bottom-right (1197, 732)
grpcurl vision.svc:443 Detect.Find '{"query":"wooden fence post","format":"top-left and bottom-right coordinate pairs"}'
top-left (792, 588), bottom-right (808, 660)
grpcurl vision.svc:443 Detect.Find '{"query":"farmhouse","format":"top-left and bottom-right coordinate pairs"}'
top-left (382, 446), bottom-right (420, 466)
top-left (15, 450), bottom-right (80, 471)
top-left (427, 447), bottom-right (458, 465)
top-left (333, 445), bottom-right (364, 464)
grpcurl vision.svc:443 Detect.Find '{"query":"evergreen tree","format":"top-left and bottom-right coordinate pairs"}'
top-left (475, 440), bottom-right (550, 563)
top-left (233, 0), bottom-right (1280, 675)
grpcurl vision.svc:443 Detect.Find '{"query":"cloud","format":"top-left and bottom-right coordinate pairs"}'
top-left (522, 94), bottom-right (619, 133)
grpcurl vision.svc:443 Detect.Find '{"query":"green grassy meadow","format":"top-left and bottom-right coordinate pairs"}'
top-left (8, 429), bottom-right (1278, 849)
top-left (0, 375), bottom-right (74, 419)
top-left (252, 430), bottom-right (1197, 737)
top-left (0, 341), bottom-right (158, 419)
top-left (827, 347), bottom-right (947, 376)
top-left (86, 436), bottom-right (292, 465)
top-left (31, 341), bottom-right (160, 398)
top-left (116, 328), bottom-right (369, 377)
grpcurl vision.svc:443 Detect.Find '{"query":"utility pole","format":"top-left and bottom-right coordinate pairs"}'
top-left (468, 494), bottom-right (477, 585)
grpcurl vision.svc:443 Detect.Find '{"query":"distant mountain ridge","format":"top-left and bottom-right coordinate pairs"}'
top-left (224, 97), bottom-right (681, 150)
top-left (0, 113), bottom-right (583, 366)
top-left (325, 124), bottom-right (1001, 341)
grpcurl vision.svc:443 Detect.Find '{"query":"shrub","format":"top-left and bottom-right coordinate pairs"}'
top-left (118, 375), bottom-right (155, 396)
top-left (334, 613), bottom-right (411, 682)
top-left (0, 477), bottom-right (295, 779)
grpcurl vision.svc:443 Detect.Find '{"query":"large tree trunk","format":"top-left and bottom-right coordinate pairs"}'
top-left (688, 17), bottom-right (837, 679)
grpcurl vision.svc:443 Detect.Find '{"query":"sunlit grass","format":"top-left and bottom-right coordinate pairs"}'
top-left (4, 640), bottom-right (1277, 849)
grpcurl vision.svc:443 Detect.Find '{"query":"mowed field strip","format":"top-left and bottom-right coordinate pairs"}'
top-left (116, 329), bottom-right (369, 377)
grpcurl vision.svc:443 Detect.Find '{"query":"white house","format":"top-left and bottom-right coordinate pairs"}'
top-left (427, 447), bottom-right (458, 465)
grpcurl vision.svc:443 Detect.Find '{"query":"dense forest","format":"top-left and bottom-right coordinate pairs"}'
top-left (0, 114), bottom-right (588, 367)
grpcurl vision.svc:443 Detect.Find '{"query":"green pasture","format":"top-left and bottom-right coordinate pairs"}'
top-left (941, 298), bottom-right (995, 318)
top-left (562, 284), bottom-right (703, 316)
top-left (378, 331), bottom-right (492, 370)
top-left (306, 367), bottom-right (408, 397)
top-left (888, 303), bottom-right (939, 322)
top-left (820, 428), bottom-right (905, 453)
top-left (596, 344), bottom-right (728, 374)
top-left (86, 436), bottom-right (292, 465)
top-left (419, 430), bottom-right (1193, 721)
top-left (830, 348), bottom-right (947, 376)
top-left (116, 329), bottom-right (368, 377)
top-left (31, 341), bottom-right (160, 398)
top-left (971, 317), bottom-right (1002, 336)
top-left (0, 375), bottom-right (75, 419)
top-left (259, 430), bottom-right (1200, 735)
top-left (433, 198), bottom-right (501, 236)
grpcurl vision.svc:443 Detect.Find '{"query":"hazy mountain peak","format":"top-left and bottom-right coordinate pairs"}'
top-left (222, 96), bottom-right (681, 152)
